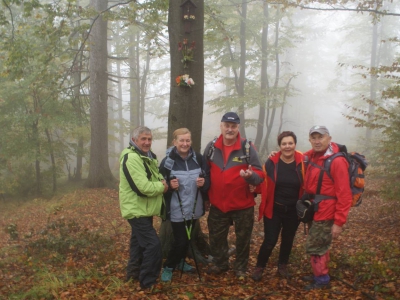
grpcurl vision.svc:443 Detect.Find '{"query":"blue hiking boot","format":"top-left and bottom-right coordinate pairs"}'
top-left (161, 267), bottom-right (173, 282)
top-left (176, 260), bottom-right (195, 273)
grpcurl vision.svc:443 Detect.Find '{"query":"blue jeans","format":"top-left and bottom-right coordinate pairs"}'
top-left (256, 204), bottom-right (299, 268)
top-left (127, 217), bottom-right (162, 288)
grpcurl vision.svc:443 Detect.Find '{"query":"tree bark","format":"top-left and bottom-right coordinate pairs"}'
top-left (168, 0), bottom-right (204, 152)
top-left (254, 2), bottom-right (269, 150)
top-left (366, 21), bottom-right (378, 149)
top-left (260, 8), bottom-right (281, 157)
top-left (86, 0), bottom-right (115, 188)
top-left (237, 0), bottom-right (247, 139)
top-left (129, 29), bottom-right (140, 131)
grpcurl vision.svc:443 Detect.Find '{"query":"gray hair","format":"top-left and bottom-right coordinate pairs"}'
top-left (131, 126), bottom-right (152, 140)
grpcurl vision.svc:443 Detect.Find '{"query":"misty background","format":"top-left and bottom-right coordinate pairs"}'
top-left (0, 0), bottom-right (399, 197)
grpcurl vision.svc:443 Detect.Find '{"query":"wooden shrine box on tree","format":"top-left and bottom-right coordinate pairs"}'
top-left (180, 0), bottom-right (197, 33)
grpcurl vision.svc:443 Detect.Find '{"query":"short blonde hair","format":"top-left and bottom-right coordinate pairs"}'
top-left (172, 128), bottom-right (191, 145)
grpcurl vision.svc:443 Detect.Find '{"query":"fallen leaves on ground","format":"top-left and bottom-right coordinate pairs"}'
top-left (0, 177), bottom-right (399, 299)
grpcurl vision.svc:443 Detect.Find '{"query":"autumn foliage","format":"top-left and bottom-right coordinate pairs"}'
top-left (0, 178), bottom-right (399, 299)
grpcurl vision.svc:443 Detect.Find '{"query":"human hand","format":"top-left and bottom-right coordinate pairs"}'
top-left (268, 151), bottom-right (278, 158)
top-left (170, 178), bottom-right (179, 190)
top-left (240, 165), bottom-right (253, 179)
top-left (331, 224), bottom-right (343, 239)
top-left (196, 177), bottom-right (205, 187)
top-left (249, 184), bottom-right (256, 193)
top-left (161, 180), bottom-right (169, 193)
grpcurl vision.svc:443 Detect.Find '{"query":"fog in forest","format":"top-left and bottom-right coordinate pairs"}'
top-left (116, 7), bottom-right (398, 162)
top-left (1, 0), bottom-right (399, 193)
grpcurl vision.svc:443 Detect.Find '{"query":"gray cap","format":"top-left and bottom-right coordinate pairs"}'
top-left (221, 112), bottom-right (240, 124)
top-left (309, 125), bottom-right (330, 135)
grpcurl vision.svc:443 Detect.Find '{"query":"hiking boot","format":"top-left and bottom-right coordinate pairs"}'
top-left (206, 265), bottom-right (229, 275)
top-left (235, 270), bottom-right (247, 278)
top-left (176, 260), bottom-right (195, 273)
top-left (161, 267), bottom-right (173, 282)
top-left (251, 267), bottom-right (264, 282)
top-left (301, 275), bottom-right (314, 282)
top-left (278, 264), bottom-right (291, 278)
top-left (304, 282), bottom-right (330, 291)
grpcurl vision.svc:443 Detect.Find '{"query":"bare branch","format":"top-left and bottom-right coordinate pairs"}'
top-left (2, 0), bottom-right (15, 41)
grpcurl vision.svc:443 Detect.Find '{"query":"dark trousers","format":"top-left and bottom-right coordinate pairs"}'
top-left (256, 204), bottom-right (299, 268)
top-left (208, 205), bottom-right (254, 272)
top-left (127, 217), bottom-right (162, 289)
top-left (164, 219), bottom-right (197, 269)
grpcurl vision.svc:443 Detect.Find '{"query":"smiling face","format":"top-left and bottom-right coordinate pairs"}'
top-left (133, 132), bottom-right (153, 154)
top-left (173, 133), bottom-right (192, 157)
top-left (309, 133), bottom-right (332, 153)
top-left (220, 122), bottom-right (239, 145)
top-left (279, 136), bottom-right (296, 160)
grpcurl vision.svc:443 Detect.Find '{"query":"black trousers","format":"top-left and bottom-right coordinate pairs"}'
top-left (127, 217), bottom-right (162, 288)
top-left (164, 219), bottom-right (197, 269)
top-left (256, 204), bottom-right (299, 268)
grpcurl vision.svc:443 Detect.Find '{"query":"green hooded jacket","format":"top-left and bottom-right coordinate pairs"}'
top-left (119, 145), bottom-right (165, 220)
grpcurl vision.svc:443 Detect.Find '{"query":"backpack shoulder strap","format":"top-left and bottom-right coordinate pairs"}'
top-left (122, 152), bottom-right (149, 197)
top-left (323, 152), bottom-right (346, 180)
top-left (242, 139), bottom-right (251, 164)
top-left (206, 137), bottom-right (218, 161)
top-left (193, 152), bottom-right (202, 168)
top-left (124, 149), bottom-right (152, 180)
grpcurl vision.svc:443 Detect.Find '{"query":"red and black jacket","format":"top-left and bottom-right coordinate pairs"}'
top-left (258, 151), bottom-right (305, 220)
top-left (203, 133), bottom-right (264, 213)
top-left (304, 142), bottom-right (352, 226)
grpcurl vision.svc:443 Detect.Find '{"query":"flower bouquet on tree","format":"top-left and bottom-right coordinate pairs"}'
top-left (176, 74), bottom-right (195, 88)
top-left (178, 39), bottom-right (195, 68)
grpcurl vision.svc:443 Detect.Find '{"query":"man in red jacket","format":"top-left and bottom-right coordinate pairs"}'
top-left (204, 112), bottom-right (264, 278)
top-left (303, 125), bottom-right (352, 290)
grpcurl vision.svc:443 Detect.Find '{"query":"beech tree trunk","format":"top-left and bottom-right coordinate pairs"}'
top-left (86, 0), bottom-right (115, 188)
top-left (167, 0), bottom-right (204, 152)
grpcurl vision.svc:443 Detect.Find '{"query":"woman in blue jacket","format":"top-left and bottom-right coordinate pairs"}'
top-left (159, 128), bottom-right (210, 282)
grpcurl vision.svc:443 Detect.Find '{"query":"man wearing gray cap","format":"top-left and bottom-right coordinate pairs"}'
top-left (203, 112), bottom-right (264, 278)
top-left (302, 125), bottom-right (352, 290)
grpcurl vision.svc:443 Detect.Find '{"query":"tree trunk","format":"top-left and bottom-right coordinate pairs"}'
top-left (116, 57), bottom-right (125, 153)
top-left (107, 40), bottom-right (116, 169)
top-left (129, 29), bottom-right (140, 131)
top-left (366, 21), bottom-right (378, 149)
top-left (115, 24), bottom-right (125, 153)
top-left (260, 8), bottom-right (281, 157)
top-left (71, 29), bottom-right (85, 181)
top-left (254, 3), bottom-right (269, 150)
top-left (237, 0), bottom-right (247, 139)
top-left (278, 77), bottom-right (294, 134)
top-left (45, 128), bottom-right (57, 193)
top-left (140, 44), bottom-right (151, 126)
top-left (86, 0), bottom-right (115, 188)
top-left (32, 120), bottom-right (42, 196)
top-left (168, 0), bottom-right (204, 152)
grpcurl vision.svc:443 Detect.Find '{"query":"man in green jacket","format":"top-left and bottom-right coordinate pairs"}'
top-left (119, 126), bottom-right (168, 290)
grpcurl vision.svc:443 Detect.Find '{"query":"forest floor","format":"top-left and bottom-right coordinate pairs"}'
top-left (0, 177), bottom-right (399, 300)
